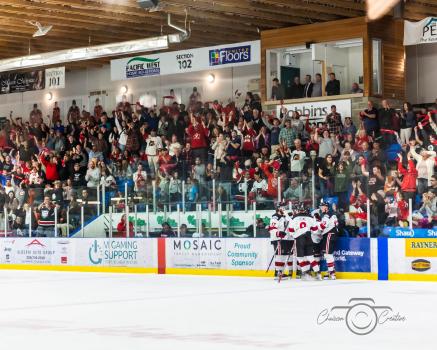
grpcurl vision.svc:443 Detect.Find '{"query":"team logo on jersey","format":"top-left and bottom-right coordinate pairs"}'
top-left (317, 298), bottom-right (406, 335)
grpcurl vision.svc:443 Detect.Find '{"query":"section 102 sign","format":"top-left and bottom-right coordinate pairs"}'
top-left (45, 66), bottom-right (65, 89)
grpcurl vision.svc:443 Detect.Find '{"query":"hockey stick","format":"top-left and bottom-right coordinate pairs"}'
top-left (266, 239), bottom-right (281, 273)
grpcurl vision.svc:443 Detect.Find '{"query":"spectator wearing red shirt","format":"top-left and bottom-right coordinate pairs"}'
top-left (398, 153), bottom-right (418, 206)
top-left (117, 214), bottom-right (134, 238)
top-left (260, 161), bottom-right (282, 199)
top-left (242, 120), bottom-right (257, 157)
top-left (186, 114), bottom-right (209, 161)
top-left (40, 151), bottom-right (59, 183)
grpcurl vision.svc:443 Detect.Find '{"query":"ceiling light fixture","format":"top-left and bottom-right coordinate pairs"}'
top-left (26, 20), bottom-right (53, 37)
top-left (46, 92), bottom-right (53, 101)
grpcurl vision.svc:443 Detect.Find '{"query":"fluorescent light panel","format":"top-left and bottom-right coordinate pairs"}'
top-left (0, 36), bottom-right (169, 73)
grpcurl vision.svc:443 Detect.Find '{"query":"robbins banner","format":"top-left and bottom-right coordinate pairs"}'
top-left (277, 98), bottom-right (352, 122)
top-left (110, 40), bottom-right (260, 81)
top-left (404, 17), bottom-right (437, 46)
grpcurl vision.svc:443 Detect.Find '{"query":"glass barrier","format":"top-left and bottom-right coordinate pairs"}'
top-left (2, 156), bottom-right (431, 239)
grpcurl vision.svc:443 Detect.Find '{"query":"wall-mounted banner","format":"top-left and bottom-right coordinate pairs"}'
top-left (277, 98), bottom-right (352, 122)
top-left (110, 40), bottom-right (260, 81)
top-left (0, 70), bottom-right (45, 94)
top-left (404, 17), bottom-right (437, 46)
top-left (45, 66), bottom-right (65, 89)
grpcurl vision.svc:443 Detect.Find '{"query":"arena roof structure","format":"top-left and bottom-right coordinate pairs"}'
top-left (0, 0), bottom-right (435, 69)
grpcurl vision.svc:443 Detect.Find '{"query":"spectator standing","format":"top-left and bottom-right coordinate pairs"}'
top-left (400, 102), bottom-right (416, 145)
top-left (325, 105), bottom-right (343, 134)
top-left (29, 103), bottom-right (43, 125)
top-left (279, 120), bottom-right (297, 149)
top-left (186, 114), bottom-right (209, 161)
top-left (145, 130), bottom-right (162, 177)
top-left (35, 196), bottom-right (56, 237)
top-left (271, 78), bottom-right (284, 100)
top-left (397, 153), bottom-right (418, 206)
top-left (410, 147), bottom-right (436, 194)
top-left (52, 101), bottom-right (61, 124)
top-left (361, 101), bottom-right (379, 137)
top-left (378, 100), bottom-right (396, 131)
top-left (85, 161), bottom-right (101, 188)
top-left (311, 73), bottom-right (322, 97)
top-left (302, 75), bottom-right (313, 98)
top-left (288, 77), bottom-right (304, 99)
top-left (325, 73), bottom-right (340, 96)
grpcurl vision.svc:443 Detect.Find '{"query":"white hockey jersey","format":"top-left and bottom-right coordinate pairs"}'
top-left (288, 214), bottom-right (318, 239)
top-left (311, 220), bottom-right (324, 243)
top-left (268, 213), bottom-right (291, 241)
top-left (320, 214), bottom-right (339, 235)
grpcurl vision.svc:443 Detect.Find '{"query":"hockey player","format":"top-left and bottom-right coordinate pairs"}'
top-left (289, 205), bottom-right (321, 280)
top-left (310, 209), bottom-right (324, 277)
top-left (268, 206), bottom-right (293, 280)
top-left (320, 202), bottom-right (339, 280)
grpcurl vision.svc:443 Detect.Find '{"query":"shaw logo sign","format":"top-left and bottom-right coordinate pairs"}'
top-left (125, 57), bottom-right (160, 78)
top-left (404, 17), bottom-right (437, 45)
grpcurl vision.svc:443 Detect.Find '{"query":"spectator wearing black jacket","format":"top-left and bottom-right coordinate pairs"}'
top-left (325, 73), bottom-right (340, 96)
top-left (288, 77), bottom-right (304, 99)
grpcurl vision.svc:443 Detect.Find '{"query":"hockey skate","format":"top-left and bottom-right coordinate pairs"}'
top-left (329, 272), bottom-right (337, 280)
top-left (274, 270), bottom-right (287, 280)
top-left (302, 272), bottom-right (314, 281)
top-left (295, 270), bottom-right (302, 279)
top-left (315, 272), bottom-right (322, 281)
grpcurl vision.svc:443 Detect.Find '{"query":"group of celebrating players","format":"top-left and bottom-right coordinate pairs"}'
top-left (268, 201), bottom-right (339, 281)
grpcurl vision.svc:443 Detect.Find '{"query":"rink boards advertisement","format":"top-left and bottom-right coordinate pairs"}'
top-left (332, 238), bottom-right (371, 272)
top-left (0, 237), bottom-right (379, 278)
top-left (0, 238), bottom-right (156, 268)
top-left (165, 238), bottom-right (373, 273)
top-left (165, 238), bottom-right (271, 271)
top-left (388, 239), bottom-right (437, 277)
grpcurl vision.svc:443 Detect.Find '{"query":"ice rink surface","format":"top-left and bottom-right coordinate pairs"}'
top-left (0, 271), bottom-right (436, 350)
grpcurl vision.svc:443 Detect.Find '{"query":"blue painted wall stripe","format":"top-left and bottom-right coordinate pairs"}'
top-left (378, 238), bottom-right (388, 280)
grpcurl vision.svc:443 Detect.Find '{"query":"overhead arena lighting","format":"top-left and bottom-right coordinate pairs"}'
top-left (0, 36), bottom-right (169, 73)
top-left (26, 20), bottom-right (53, 37)
top-left (0, 14), bottom-right (188, 73)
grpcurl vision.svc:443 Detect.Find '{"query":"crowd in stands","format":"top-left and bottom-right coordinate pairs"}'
top-left (0, 84), bottom-right (436, 237)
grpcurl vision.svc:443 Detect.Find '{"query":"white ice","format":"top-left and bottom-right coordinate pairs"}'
top-left (0, 271), bottom-right (435, 350)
